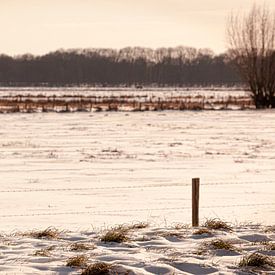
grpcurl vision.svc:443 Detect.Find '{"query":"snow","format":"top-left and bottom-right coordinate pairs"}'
top-left (0, 110), bottom-right (274, 232)
top-left (0, 105), bottom-right (274, 274)
top-left (0, 224), bottom-right (274, 274)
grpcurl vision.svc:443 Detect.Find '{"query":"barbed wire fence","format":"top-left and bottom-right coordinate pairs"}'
top-left (0, 179), bottom-right (274, 221)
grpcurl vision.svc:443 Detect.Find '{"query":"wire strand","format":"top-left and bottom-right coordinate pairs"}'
top-left (0, 203), bottom-right (274, 218)
top-left (0, 180), bottom-right (274, 193)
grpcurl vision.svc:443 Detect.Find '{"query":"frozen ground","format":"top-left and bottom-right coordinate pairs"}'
top-left (0, 110), bottom-right (274, 232)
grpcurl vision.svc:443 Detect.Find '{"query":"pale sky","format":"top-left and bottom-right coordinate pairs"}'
top-left (1, 0), bottom-right (275, 55)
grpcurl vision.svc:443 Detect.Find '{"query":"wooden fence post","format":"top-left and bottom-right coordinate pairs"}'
top-left (192, 178), bottom-right (200, 227)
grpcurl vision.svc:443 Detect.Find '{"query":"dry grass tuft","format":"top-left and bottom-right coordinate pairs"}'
top-left (173, 223), bottom-right (190, 230)
top-left (23, 227), bottom-right (61, 239)
top-left (66, 255), bottom-right (88, 268)
top-left (265, 242), bottom-right (275, 251)
top-left (101, 227), bottom-right (129, 243)
top-left (127, 222), bottom-right (149, 230)
top-left (34, 246), bottom-right (55, 257)
top-left (193, 228), bottom-right (212, 235)
top-left (100, 224), bottom-right (132, 243)
top-left (81, 262), bottom-right (112, 275)
top-left (203, 218), bottom-right (232, 231)
top-left (161, 231), bottom-right (184, 239)
top-left (209, 239), bottom-right (236, 251)
top-left (239, 252), bottom-right (274, 267)
top-left (265, 225), bottom-right (275, 233)
top-left (69, 242), bottom-right (95, 251)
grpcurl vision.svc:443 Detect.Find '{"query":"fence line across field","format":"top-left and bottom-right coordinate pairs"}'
top-left (0, 180), bottom-right (274, 193)
top-left (0, 202), bottom-right (274, 219)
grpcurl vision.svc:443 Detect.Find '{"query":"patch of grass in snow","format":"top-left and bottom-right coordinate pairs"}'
top-left (69, 242), bottom-right (95, 251)
top-left (239, 252), bottom-right (274, 268)
top-left (66, 255), bottom-right (88, 268)
top-left (161, 231), bottom-right (185, 239)
top-left (22, 227), bottom-right (61, 239)
top-left (208, 239), bottom-right (236, 251)
top-left (203, 218), bottom-right (232, 231)
top-left (197, 238), bottom-right (237, 255)
top-left (265, 225), bottom-right (275, 233)
top-left (101, 226), bottom-right (129, 243)
top-left (34, 246), bottom-right (55, 257)
top-left (172, 223), bottom-right (190, 230)
top-left (127, 222), bottom-right (149, 230)
top-left (193, 228), bottom-right (212, 236)
top-left (81, 262), bottom-right (112, 275)
top-left (262, 241), bottom-right (275, 251)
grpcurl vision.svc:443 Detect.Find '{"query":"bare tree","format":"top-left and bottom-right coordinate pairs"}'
top-left (227, 4), bottom-right (275, 108)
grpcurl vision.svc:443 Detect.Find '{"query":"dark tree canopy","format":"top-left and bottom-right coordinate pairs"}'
top-left (0, 46), bottom-right (241, 87)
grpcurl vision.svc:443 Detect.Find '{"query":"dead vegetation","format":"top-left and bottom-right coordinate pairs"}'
top-left (264, 225), bottom-right (275, 233)
top-left (161, 231), bottom-right (185, 239)
top-left (0, 93), bottom-right (254, 113)
top-left (101, 226), bottom-right (129, 243)
top-left (193, 228), bottom-right (212, 236)
top-left (34, 246), bottom-right (55, 257)
top-left (81, 262), bottom-right (113, 275)
top-left (66, 255), bottom-right (88, 268)
top-left (264, 242), bottom-right (275, 251)
top-left (21, 227), bottom-right (61, 239)
top-left (172, 223), bottom-right (190, 230)
top-left (197, 238), bottom-right (238, 255)
top-left (100, 222), bottom-right (149, 243)
top-left (239, 252), bottom-right (274, 268)
top-left (208, 239), bottom-right (237, 251)
top-left (203, 218), bottom-right (232, 231)
top-left (69, 242), bottom-right (95, 251)
top-left (127, 222), bottom-right (149, 230)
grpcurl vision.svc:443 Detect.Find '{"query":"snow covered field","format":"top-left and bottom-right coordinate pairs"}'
top-left (0, 87), bottom-right (249, 98)
top-left (0, 110), bottom-right (274, 232)
top-left (0, 109), bottom-right (275, 274)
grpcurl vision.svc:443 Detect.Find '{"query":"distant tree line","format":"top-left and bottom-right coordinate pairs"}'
top-left (0, 47), bottom-right (242, 87)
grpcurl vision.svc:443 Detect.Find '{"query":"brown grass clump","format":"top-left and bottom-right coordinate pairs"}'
top-left (239, 253), bottom-right (274, 268)
top-left (100, 225), bottom-right (130, 243)
top-left (101, 227), bottom-right (129, 243)
top-left (127, 222), bottom-right (149, 230)
top-left (69, 242), bottom-right (95, 251)
top-left (34, 246), bottom-right (55, 257)
top-left (265, 242), bottom-right (275, 251)
top-left (265, 225), bottom-right (275, 233)
top-left (24, 227), bottom-right (61, 239)
top-left (193, 228), bottom-right (212, 235)
top-left (203, 218), bottom-right (232, 231)
top-left (81, 262), bottom-right (112, 275)
top-left (66, 255), bottom-right (88, 268)
top-left (161, 231), bottom-right (184, 239)
top-left (173, 223), bottom-right (190, 230)
top-left (209, 239), bottom-right (236, 251)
